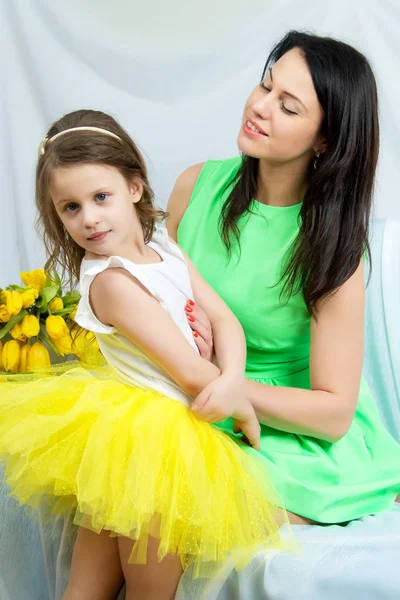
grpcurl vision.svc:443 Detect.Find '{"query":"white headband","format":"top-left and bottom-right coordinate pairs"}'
top-left (38, 126), bottom-right (122, 157)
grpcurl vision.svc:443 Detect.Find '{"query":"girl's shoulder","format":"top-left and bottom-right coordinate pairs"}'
top-left (76, 255), bottom-right (144, 335)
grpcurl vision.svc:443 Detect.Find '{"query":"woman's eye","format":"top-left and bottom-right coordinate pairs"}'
top-left (95, 193), bottom-right (108, 201)
top-left (281, 102), bottom-right (298, 116)
top-left (260, 82), bottom-right (271, 92)
top-left (65, 203), bottom-right (79, 212)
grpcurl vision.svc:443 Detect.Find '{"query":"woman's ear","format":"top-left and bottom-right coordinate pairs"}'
top-left (315, 137), bottom-right (328, 155)
top-left (129, 179), bottom-right (144, 204)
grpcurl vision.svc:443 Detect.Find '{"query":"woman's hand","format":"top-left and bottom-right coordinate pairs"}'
top-left (185, 300), bottom-right (214, 362)
top-left (192, 374), bottom-right (261, 450)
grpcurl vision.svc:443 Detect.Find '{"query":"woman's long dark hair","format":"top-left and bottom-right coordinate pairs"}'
top-left (220, 31), bottom-right (379, 314)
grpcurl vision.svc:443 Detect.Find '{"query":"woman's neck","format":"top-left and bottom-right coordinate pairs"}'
top-left (256, 157), bottom-right (309, 207)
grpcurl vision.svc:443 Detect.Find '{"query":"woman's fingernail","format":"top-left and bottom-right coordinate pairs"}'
top-left (185, 306), bottom-right (193, 312)
top-left (187, 315), bottom-right (195, 322)
top-left (193, 332), bottom-right (199, 337)
top-left (188, 300), bottom-right (195, 306)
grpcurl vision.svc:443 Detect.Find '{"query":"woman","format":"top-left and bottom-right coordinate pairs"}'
top-left (167, 30), bottom-right (400, 526)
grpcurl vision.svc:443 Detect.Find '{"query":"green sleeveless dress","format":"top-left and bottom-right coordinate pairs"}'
top-left (177, 157), bottom-right (400, 523)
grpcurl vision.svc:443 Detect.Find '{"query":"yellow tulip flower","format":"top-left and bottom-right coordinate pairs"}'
top-left (21, 315), bottom-right (40, 338)
top-left (19, 344), bottom-right (31, 373)
top-left (1, 290), bottom-right (23, 316)
top-left (10, 322), bottom-right (27, 342)
top-left (49, 297), bottom-right (64, 311)
top-left (71, 330), bottom-right (87, 354)
top-left (2, 339), bottom-right (20, 372)
top-left (27, 341), bottom-right (51, 370)
top-left (53, 334), bottom-right (72, 357)
top-left (72, 330), bottom-right (101, 365)
top-left (46, 315), bottom-right (69, 340)
top-left (0, 304), bottom-right (11, 323)
top-left (20, 287), bottom-right (39, 308)
top-left (20, 269), bottom-right (46, 291)
top-left (0, 340), bottom-right (3, 370)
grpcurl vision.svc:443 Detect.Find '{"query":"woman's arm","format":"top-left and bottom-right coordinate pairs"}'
top-left (247, 262), bottom-right (365, 442)
top-left (181, 249), bottom-right (260, 447)
top-left (184, 263), bottom-right (365, 443)
top-left (167, 164), bottom-right (216, 361)
top-left (183, 251), bottom-right (246, 382)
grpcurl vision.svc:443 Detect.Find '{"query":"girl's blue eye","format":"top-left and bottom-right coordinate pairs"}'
top-left (65, 203), bottom-right (79, 212)
top-left (96, 193), bottom-right (108, 201)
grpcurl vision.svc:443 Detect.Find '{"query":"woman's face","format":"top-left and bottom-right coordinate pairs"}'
top-left (238, 47), bottom-right (325, 165)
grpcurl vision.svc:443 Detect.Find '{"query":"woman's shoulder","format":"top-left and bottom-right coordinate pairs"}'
top-left (177, 157), bottom-right (240, 190)
top-left (166, 157), bottom-right (241, 237)
top-left (173, 157), bottom-right (240, 189)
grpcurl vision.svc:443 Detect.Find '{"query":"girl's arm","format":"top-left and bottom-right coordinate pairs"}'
top-left (246, 262), bottom-right (365, 443)
top-left (90, 267), bottom-right (220, 398)
top-left (90, 266), bottom-right (260, 447)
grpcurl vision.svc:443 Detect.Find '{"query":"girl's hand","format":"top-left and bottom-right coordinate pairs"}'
top-left (185, 300), bottom-right (214, 362)
top-left (192, 375), bottom-right (261, 450)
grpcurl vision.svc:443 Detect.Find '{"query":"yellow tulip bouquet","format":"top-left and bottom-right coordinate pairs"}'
top-left (0, 268), bottom-right (102, 373)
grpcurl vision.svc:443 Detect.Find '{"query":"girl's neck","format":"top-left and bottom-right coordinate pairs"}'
top-left (256, 157), bottom-right (309, 208)
top-left (85, 231), bottom-right (161, 265)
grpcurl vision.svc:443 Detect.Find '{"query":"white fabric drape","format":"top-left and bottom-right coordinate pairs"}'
top-left (1, 0), bottom-right (400, 286)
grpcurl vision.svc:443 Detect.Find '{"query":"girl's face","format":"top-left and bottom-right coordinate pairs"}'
top-left (237, 47), bottom-right (325, 166)
top-left (49, 163), bottom-right (143, 258)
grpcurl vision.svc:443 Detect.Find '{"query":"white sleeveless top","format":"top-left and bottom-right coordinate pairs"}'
top-left (75, 226), bottom-right (198, 406)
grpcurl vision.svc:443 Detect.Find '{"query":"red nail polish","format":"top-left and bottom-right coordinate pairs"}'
top-left (185, 306), bottom-right (193, 312)
top-left (188, 315), bottom-right (195, 322)
top-left (188, 300), bottom-right (195, 306)
top-left (193, 332), bottom-right (198, 337)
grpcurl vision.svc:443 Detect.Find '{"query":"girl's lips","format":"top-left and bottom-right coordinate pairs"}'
top-left (87, 231), bottom-right (110, 242)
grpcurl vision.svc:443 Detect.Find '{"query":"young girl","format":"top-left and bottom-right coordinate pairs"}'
top-left (0, 110), bottom-right (290, 600)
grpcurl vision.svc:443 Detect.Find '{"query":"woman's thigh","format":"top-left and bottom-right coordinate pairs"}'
top-left (287, 511), bottom-right (317, 525)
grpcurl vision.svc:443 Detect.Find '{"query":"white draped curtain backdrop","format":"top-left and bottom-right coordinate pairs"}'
top-left (1, 0), bottom-right (399, 286)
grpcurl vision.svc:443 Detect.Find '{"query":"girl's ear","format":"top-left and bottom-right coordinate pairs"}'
top-left (129, 179), bottom-right (144, 204)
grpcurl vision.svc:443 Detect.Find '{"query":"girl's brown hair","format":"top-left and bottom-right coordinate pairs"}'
top-left (36, 109), bottom-right (165, 286)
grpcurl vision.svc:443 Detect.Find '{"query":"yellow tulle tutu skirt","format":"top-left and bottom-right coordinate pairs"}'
top-left (0, 364), bottom-right (292, 576)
